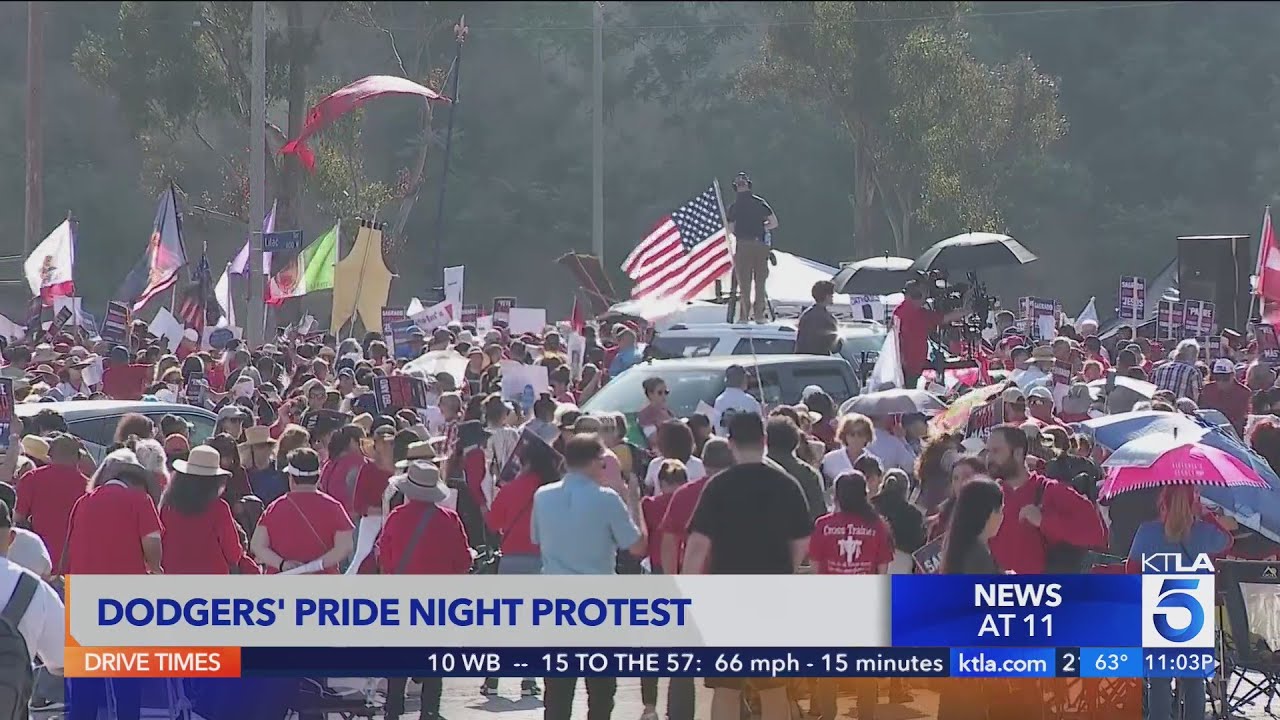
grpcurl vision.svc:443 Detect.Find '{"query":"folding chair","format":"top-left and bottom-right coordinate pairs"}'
top-left (1216, 560), bottom-right (1280, 718)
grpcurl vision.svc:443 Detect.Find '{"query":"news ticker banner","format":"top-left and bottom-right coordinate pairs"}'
top-left (64, 571), bottom-right (1217, 679)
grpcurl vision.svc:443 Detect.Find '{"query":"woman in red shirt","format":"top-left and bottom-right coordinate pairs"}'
top-left (66, 449), bottom-right (163, 575)
top-left (251, 448), bottom-right (354, 574)
top-left (641, 459), bottom-right (686, 574)
top-left (808, 470), bottom-right (895, 720)
top-left (160, 445), bottom-right (260, 574)
top-left (317, 425), bottom-right (369, 518)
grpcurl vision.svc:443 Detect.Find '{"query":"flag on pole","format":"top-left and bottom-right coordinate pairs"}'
top-left (24, 218), bottom-right (75, 306)
top-left (266, 222), bottom-right (338, 305)
top-left (229, 200), bottom-right (276, 275)
top-left (215, 265), bottom-right (236, 328)
top-left (1258, 207), bottom-right (1280, 305)
top-left (177, 246), bottom-right (217, 333)
top-left (621, 185), bottom-right (731, 302)
top-left (117, 184), bottom-right (188, 312)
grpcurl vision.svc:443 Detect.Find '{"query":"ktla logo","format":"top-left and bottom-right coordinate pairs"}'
top-left (1141, 553), bottom-right (1216, 649)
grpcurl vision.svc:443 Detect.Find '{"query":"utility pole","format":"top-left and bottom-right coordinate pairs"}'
top-left (429, 16), bottom-right (468, 289)
top-left (24, 1), bottom-right (43, 256)
top-left (247, 2), bottom-right (266, 346)
top-left (592, 1), bottom-right (604, 263)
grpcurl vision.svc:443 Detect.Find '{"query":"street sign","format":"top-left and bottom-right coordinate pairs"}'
top-left (263, 230), bottom-right (303, 252)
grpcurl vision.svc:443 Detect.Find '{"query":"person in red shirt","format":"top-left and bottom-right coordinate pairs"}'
top-left (317, 424), bottom-right (370, 518)
top-left (101, 345), bottom-right (152, 401)
top-left (642, 459), bottom-right (687, 573)
top-left (15, 433), bottom-right (88, 573)
top-left (65, 448), bottom-right (162, 574)
top-left (1200, 359), bottom-right (1251, 434)
top-left (251, 448), bottom-right (354, 574)
top-left (160, 445), bottom-right (260, 574)
top-left (808, 469), bottom-right (894, 720)
top-left (659, 438), bottom-right (733, 573)
top-left (984, 426), bottom-right (1106, 574)
top-left (377, 464), bottom-right (464, 719)
top-left (892, 279), bottom-right (967, 390)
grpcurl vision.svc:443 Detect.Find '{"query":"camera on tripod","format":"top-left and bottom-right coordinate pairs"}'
top-left (916, 269), bottom-right (970, 315)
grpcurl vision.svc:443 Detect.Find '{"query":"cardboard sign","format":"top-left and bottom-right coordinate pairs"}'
top-left (372, 375), bottom-right (429, 414)
top-left (507, 308), bottom-right (547, 336)
top-left (381, 306), bottom-right (407, 350)
top-left (913, 536), bottom-right (944, 574)
top-left (1254, 323), bottom-right (1280, 366)
top-left (1118, 276), bottom-right (1146, 322)
top-left (101, 301), bottom-right (131, 345)
top-left (24, 297), bottom-right (43, 342)
top-left (492, 297), bottom-right (517, 326)
top-left (461, 304), bottom-right (479, 325)
top-left (387, 319), bottom-right (419, 360)
top-left (411, 300), bottom-right (455, 333)
top-left (1157, 300), bottom-right (1184, 341)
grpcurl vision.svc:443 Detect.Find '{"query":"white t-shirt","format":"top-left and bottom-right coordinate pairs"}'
top-left (866, 432), bottom-right (918, 474)
top-left (419, 405), bottom-right (448, 437)
top-left (712, 387), bottom-right (763, 435)
top-left (0, 559), bottom-right (64, 670)
top-left (644, 456), bottom-right (707, 490)
top-left (6, 528), bottom-right (51, 578)
top-left (820, 448), bottom-right (860, 484)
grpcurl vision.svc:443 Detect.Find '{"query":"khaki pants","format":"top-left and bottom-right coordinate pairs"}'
top-left (734, 237), bottom-right (770, 321)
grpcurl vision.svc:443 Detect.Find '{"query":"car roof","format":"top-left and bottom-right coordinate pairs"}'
top-left (660, 322), bottom-right (797, 334)
top-left (14, 400), bottom-right (217, 421)
top-left (626, 354), bottom-right (851, 371)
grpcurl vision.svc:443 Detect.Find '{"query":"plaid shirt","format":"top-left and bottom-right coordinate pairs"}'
top-left (1151, 360), bottom-right (1203, 402)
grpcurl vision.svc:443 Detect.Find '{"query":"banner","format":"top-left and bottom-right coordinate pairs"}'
top-left (492, 297), bottom-right (517, 326)
top-left (1157, 300), bottom-right (1185, 341)
top-left (101, 301), bottom-right (131, 345)
top-left (1118, 276), bottom-right (1146, 322)
top-left (444, 266), bottom-right (465, 309)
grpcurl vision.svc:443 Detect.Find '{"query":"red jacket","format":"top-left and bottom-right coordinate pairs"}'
top-left (990, 472), bottom-right (1107, 574)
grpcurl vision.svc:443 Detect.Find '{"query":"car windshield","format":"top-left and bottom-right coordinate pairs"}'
top-left (648, 335), bottom-right (720, 359)
top-left (584, 366), bottom-right (727, 418)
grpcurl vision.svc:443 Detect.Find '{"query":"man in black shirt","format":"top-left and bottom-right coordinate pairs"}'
top-left (726, 172), bottom-right (778, 323)
top-left (683, 411), bottom-right (811, 720)
top-left (795, 280), bottom-right (838, 355)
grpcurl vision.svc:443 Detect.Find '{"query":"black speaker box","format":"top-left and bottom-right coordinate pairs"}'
top-left (1177, 235), bottom-right (1252, 332)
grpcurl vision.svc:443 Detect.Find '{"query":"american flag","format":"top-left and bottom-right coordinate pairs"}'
top-left (177, 248), bottom-right (215, 333)
top-left (621, 185), bottom-right (731, 301)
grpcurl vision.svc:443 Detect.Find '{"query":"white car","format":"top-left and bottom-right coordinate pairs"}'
top-left (647, 321), bottom-right (887, 389)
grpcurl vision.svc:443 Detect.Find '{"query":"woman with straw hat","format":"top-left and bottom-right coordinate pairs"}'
top-left (377, 459), bottom-right (471, 720)
top-left (160, 445), bottom-right (260, 574)
top-left (250, 448), bottom-right (354, 574)
top-left (241, 425), bottom-right (287, 506)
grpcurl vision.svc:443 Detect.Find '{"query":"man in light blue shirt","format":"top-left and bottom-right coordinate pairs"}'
top-left (608, 327), bottom-right (643, 377)
top-left (531, 432), bottom-right (645, 720)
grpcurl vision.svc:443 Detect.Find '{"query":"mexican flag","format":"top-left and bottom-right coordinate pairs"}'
top-left (266, 222), bottom-right (338, 305)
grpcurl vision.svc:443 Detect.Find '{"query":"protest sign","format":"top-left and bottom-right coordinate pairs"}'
top-left (444, 266), bottom-right (465, 310)
top-left (497, 427), bottom-right (561, 487)
top-left (410, 300), bottom-right (454, 333)
top-left (373, 375), bottom-right (429, 414)
top-left (49, 306), bottom-right (74, 336)
top-left (0, 378), bottom-right (12, 450)
top-left (1181, 299), bottom-right (1215, 338)
top-left (381, 306), bottom-right (407, 350)
top-left (101, 301), bottom-right (131, 345)
top-left (492, 297), bottom-right (517, 326)
top-left (1156, 300), bottom-right (1185, 341)
top-left (1206, 335), bottom-right (1224, 360)
top-left (499, 359), bottom-right (549, 402)
top-left (53, 296), bottom-right (85, 326)
top-left (184, 373), bottom-right (208, 407)
top-left (964, 397), bottom-right (1004, 439)
top-left (1118, 276), bottom-right (1146, 322)
top-left (1254, 323), bottom-right (1280, 366)
top-left (913, 536), bottom-right (944, 574)
top-left (387, 319), bottom-right (419, 360)
top-left (148, 307), bottom-right (184, 352)
top-left (1018, 297), bottom-right (1057, 340)
top-left (508, 308), bottom-right (547, 336)
top-left (567, 332), bottom-right (586, 381)
top-left (203, 325), bottom-right (242, 351)
top-left (461, 304), bottom-right (479, 325)
top-left (304, 409), bottom-right (352, 437)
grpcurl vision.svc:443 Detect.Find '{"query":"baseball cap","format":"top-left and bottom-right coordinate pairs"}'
top-left (1211, 359), bottom-right (1234, 375)
top-left (1001, 387), bottom-right (1026, 404)
top-left (1027, 386), bottom-right (1054, 402)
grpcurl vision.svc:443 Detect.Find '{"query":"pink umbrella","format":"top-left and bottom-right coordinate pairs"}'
top-left (1099, 433), bottom-right (1271, 500)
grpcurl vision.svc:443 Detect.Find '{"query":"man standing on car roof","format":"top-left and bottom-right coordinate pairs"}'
top-left (727, 171), bottom-right (779, 324)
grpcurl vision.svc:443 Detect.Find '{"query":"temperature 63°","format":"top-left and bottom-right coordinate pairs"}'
top-left (978, 613), bottom-right (1053, 638)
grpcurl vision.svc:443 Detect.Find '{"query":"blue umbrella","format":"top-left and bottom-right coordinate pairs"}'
top-left (1079, 411), bottom-right (1280, 542)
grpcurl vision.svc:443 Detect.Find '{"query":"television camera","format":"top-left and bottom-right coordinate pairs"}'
top-left (915, 269), bottom-right (994, 361)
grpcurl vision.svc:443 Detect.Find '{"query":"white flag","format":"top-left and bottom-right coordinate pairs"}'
top-left (865, 319), bottom-right (905, 393)
top-left (215, 265), bottom-right (236, 327)
top-left (1074, 297), bottom-right (1099, 331)
top-left (24, 219), bottom-right (76, 304)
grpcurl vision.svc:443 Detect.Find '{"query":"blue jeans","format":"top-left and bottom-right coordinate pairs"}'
top-left (1147, 677), bottom-right (1205, 720)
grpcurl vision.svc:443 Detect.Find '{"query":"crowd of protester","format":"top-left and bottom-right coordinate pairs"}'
top-left (0, 290), bottom-right (1277, 720)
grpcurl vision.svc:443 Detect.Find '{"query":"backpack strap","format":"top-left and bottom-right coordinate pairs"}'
top-left (2, 573), bottom-right (38, 626)
top-left (393, 505), bottom-right (438, 575)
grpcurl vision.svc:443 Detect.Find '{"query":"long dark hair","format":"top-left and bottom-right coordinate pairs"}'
top-left (520, 440), bottom-right (561, 486)
top-left (328, 425), bottom-right (364, 459)
top-left (940, 478), bottom-right (1004, 574)
top-left (161, 472), bottom-right (227, 516)
top-left (113, 413), bottom-right (155, 445)
top-left (834, 471), bottom-right (879, 522)
top-left (931, 455), bottom-right (986, 536)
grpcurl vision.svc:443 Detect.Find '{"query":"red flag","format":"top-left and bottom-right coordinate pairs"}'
top-left (1258, 207), bottom-right (1280, 303)
top-left (569, 296), bottom-right (585, 334)
top-left (280, 76), bottom-right (451, 172)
